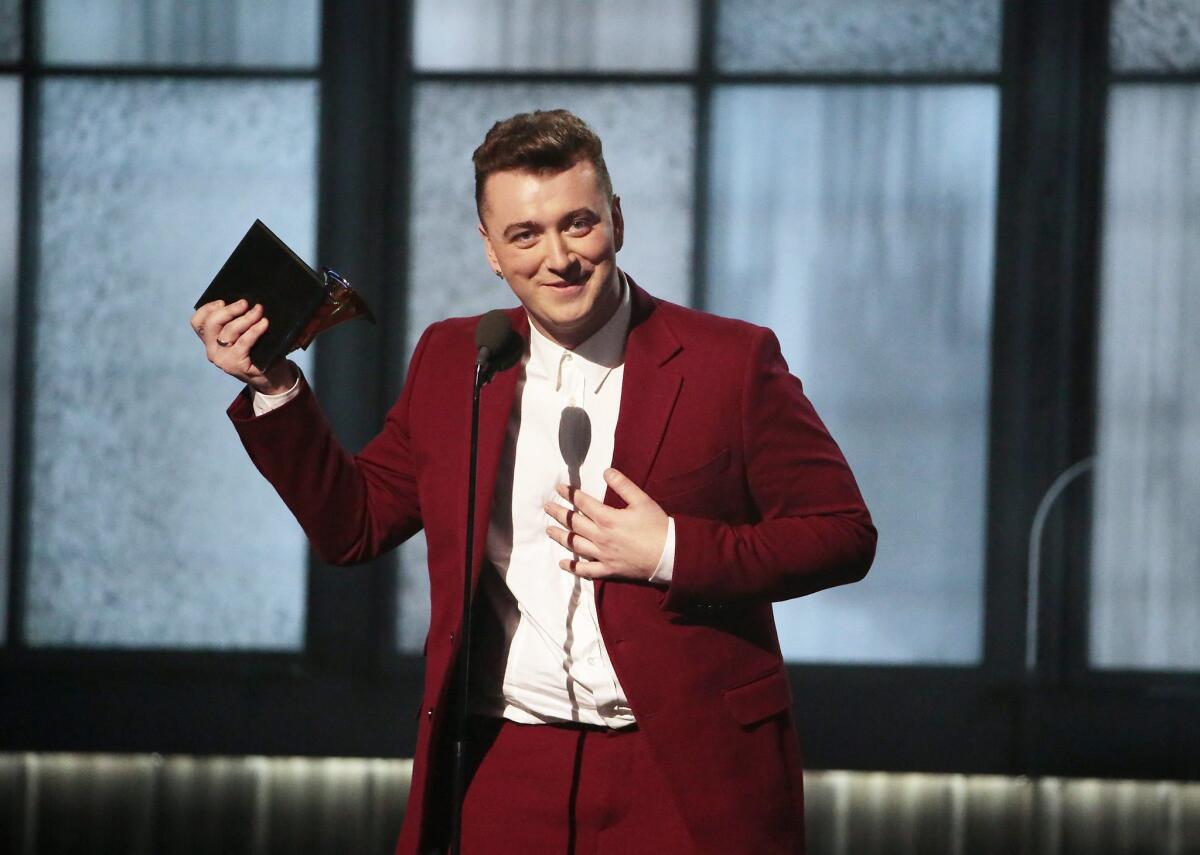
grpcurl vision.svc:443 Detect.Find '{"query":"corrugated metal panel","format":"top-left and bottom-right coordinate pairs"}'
top-left (0, 754), bottom-right (411, 855)
top-left (0, 755), bottom-right (1196, 854)
top-left (804, 772), bottom-right (1200, 855)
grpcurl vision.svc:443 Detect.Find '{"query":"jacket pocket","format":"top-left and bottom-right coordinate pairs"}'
top-left (722, 666), bottom-right (792, 727)
top-left (648, 447), bottom-right (732, 498)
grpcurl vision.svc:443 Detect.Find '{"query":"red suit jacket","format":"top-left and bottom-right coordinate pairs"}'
top-left (230, 280), bottom-right (876, 854)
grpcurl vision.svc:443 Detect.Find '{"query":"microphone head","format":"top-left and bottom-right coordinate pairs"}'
top-left (558, 405), bottom-right (592, 470)
top-left (475, 309), bottom-right (522, 372)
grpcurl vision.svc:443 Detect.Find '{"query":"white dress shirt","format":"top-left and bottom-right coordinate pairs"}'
top-left (251, 275), bottom-right (675, 728)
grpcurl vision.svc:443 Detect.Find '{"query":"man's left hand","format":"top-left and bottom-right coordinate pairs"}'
top-left (544, 468), bottom-right (668, 581)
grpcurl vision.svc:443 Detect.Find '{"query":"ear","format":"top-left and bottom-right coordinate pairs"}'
top-left (611, 195), bottom-right (624, 253)
top-left (478, 222), bottom-right (502, 277)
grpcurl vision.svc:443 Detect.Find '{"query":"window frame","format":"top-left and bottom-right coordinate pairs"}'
top-left (2, 0), bottom-right (1198, 782)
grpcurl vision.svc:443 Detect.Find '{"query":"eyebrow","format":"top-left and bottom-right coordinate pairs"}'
top-left (562, 207), bottom-right (597, 220)
top-left (501, 208), bottom-right (599, 239)
top-left (502, 220), bottom-right (539, 238)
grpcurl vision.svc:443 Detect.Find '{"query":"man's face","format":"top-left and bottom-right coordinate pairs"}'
top-left (478, 159), bottom-right (624, 349)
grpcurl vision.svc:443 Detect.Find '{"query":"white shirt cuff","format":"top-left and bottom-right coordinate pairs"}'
top-left (648, 516), bottom-right (675, 584)
top-left (250, 362), bottom-right (302, 417)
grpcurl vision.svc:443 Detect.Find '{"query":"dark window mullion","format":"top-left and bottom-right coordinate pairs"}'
top-left (1109, 69), bottom-right (1200, 83)
top-left (34, 64), bottom-right (318, 79)
top-left (408, 70), bottom-right (1003, 87)
top-left (376, 0), bottom-right (417, 664)
top-left (689, 0), bottom-right (716, 310)
top-left (1059, 0), bottom-right (1111, 691)
top-left (978, 0), bottom-right (1110, 775)
top-left (5, 0), bottom-right (43, 649)
top-left (304, 0), bottom-right (408, 675)
top-left (981, 0), bottom-right (1034, 685)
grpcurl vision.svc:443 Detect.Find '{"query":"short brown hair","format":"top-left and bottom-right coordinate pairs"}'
top-left (472, 109), bottom-right (613, 219)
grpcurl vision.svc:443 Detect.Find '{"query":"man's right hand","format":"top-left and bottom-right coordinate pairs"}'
top-left (190, 299), bottom-right (297, 395)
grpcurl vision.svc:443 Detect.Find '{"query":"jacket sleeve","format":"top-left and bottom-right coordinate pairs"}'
top-left (228, 323), bottom-right (438, 566)
top-left (664, 326), bottom-right (877, 608)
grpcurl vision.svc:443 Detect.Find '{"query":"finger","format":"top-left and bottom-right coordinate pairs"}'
top-left (602, 467), bottom-right (649, 507)
top-left (543, 501), bottom-right (600, 539)
top-left (215, 303), bottom-right (265, 347)
top-left (555, 484), bottom-right (609, 521)
top-left (560, 557), bottom-right (607, 579)
top-left (190, 300), bottom-right (225, 337)
top-left (546, 525), bottom-right (598, 559)
top-left (201, 299), bottom-right (251, 339)
top-left (230, 317), bottom-right (269, 359)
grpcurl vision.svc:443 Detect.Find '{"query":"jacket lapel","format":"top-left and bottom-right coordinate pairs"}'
top-left (468, 308), bottom-right (528, 589)
top-left (605, 281), bottom-right (683, 507)
top-left (596, 281), bottom-right (682, 610)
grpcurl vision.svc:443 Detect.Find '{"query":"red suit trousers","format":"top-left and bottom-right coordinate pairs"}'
top-left (460, 717), bottom-right (696, 854)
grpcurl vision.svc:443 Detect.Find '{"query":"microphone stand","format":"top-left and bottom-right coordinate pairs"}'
top-left (449, 359), bottom-right (487, 855)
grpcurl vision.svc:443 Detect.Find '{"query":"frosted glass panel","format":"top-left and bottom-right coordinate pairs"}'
top-left (0, 0), bottom-right (20, 62)
top-left (0, 77), bottom-right (19, 643)
top-left (708, 86), bottom-right (998, 664)
top-left (397, 537), bottom-right (429, 653)
top-left (1111, 0), bottom-right (1200, 71)
top-left (26, 78), bottom-right (318, 648)
top-left (42, 0), bottom-right (319, 67)
top-left (398, 83), bottom-right (695, 651)
top-left (413, 0), bottom-right (698, 71)
top-left (1091, 85), bottom-right (1200, 670)
top-left (718, 0), bottom-right (1002, 73)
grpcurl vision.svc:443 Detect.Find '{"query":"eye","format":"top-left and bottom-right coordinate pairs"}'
top-left (511, 230), bottom-right (536, 246)
top-left (568, 217), bottom-right (593, 235)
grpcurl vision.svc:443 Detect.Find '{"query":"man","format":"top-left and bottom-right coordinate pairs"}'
top-left (191, 110), bottom-right (875, 854)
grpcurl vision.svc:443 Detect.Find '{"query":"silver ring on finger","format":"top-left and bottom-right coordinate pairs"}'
top-left (216, 338), bottom-right (233, 347)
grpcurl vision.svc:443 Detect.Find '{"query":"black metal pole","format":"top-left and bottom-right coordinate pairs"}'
top-left (449, 361), bottom-right (486, 855)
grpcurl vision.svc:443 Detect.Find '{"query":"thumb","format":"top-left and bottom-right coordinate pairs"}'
top-left (603, 467), bottom-right (646, 506)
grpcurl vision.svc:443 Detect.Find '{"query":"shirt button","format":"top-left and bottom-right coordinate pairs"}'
top-left (587, 657), bottom-right (597, 666)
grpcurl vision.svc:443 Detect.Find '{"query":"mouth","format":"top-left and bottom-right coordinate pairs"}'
top-left (543, 279), bottom-right (586, 292)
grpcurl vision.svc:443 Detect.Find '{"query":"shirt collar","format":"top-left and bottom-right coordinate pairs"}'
top-left (526, 272), bottom-right (631, 388)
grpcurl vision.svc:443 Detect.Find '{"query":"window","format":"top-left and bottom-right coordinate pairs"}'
top-left (0, 75), bottom-right (19, 643)
top-left (26, 78), bottom-right (317, 648)
top-left (708, 84), bottom-right (997, 664)
top-left (40, 0), bottom-right (319, 67)
top-left (5, 1), bottom-right (320, 652)
top-left (1089, 0), bottom-right (1200, 671)
top-left (3, 1), bottom-right (1196, 782)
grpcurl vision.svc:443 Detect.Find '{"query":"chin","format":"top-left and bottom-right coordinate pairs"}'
top-left (545, 314), bottom-right (590, 337)
top-left (538, 296), bottom-right (591, 322)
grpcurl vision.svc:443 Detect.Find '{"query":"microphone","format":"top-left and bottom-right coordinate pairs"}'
top-left (558, 406), bottom-right (592, 490)
top-left (452, 309), bottom-right (522, 853)
top-left (475, 310), bottom-right (522, 381)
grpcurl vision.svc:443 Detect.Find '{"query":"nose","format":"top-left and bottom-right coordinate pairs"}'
top-left (545, 232), bottom-right (579, 279)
